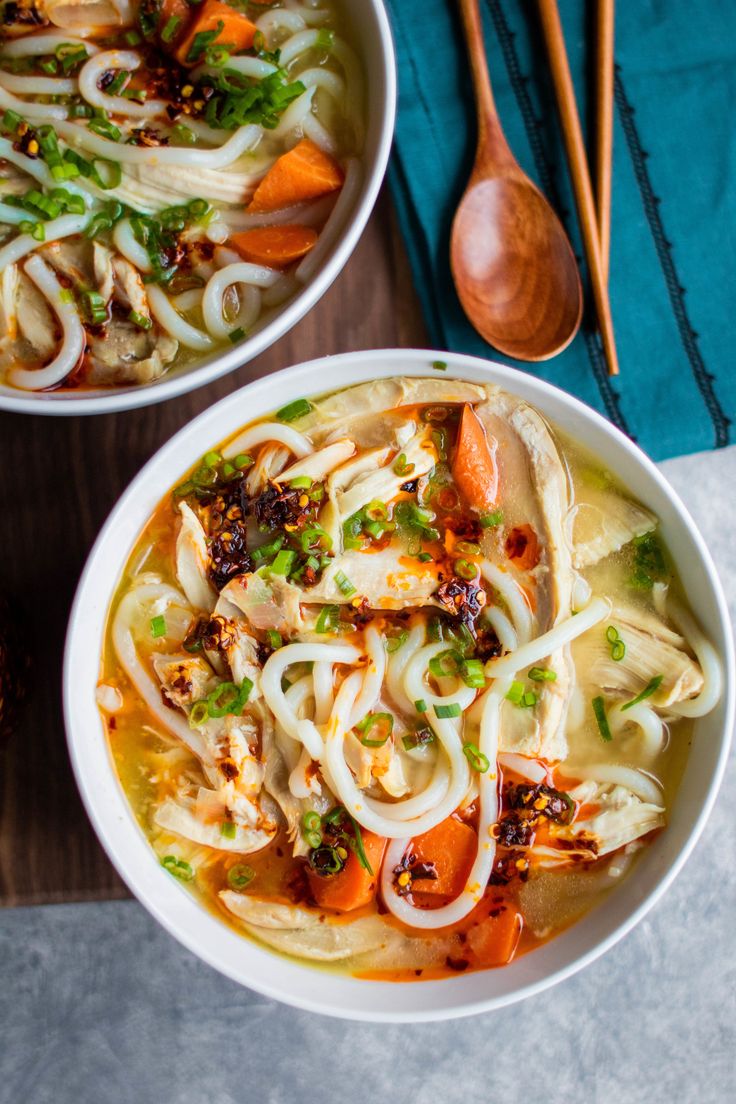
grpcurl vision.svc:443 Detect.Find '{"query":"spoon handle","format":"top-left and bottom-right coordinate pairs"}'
top-left (457, 0), bottom-right (509, 164)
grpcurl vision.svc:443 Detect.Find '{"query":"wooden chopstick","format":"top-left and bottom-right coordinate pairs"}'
top-left (537, 0), bottom-right (619, 376)
top-left (596, 0), bottom-right (615, 282)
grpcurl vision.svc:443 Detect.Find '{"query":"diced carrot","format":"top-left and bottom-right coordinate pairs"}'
top-left (465, 898), bottom-right (522, 967)
top-left (505, 523), bottom-right (540, 571)
top-left (409, 815), bottom-right (477, 898)
top-left (248, 138), bottom-right (344, 213)
top-left (451, 403), bottom-right (499, 512)
top-left (229, 225), bottom-right (318, 268)
top-left (158, 0), bottom-right (191, 47)
top-left (174, 0), bottom-right (257, 67)
top-left (307, 831), bottom-right (386, 913)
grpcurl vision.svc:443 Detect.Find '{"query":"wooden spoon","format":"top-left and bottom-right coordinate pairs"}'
top-left (450, 0), bottom-right (582, 361)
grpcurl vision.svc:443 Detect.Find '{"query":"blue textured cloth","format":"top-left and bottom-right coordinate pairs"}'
top-left (386, 0), bottom-right (735, 460)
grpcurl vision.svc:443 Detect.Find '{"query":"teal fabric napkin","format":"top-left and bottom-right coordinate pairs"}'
top-left (386, 0), bottom-right (736, 460)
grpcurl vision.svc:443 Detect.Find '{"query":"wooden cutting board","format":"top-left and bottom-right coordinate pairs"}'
top-left (0, 191), bottom-right (428, 907)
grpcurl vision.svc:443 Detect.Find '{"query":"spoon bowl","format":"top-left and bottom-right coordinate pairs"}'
top-left (451, 0), bottom-right (582, 360)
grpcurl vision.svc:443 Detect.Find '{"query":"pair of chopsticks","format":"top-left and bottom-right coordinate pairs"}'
top-left (537, 0), bottom-right (618, 376)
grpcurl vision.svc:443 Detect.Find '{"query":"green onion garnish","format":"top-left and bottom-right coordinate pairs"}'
top-left (402, 726), bottom-right (436, 751)
top-left (434, 702), bottom-right (462, 719)
top-left (161, 14), bottom-right (182, 42)
top-left (417, 552), bottom-right (433, 563)
top-left (289, 475), bottom-right (312, 489)
top-left (393, 452), bottom-right (414, 477)
top-left (227, 863), bottom-right (255, 890)
top-left (414, 699), bottom-right (427, 713)
top-left (606, 625), bottom-right (626, 661)
top-left (129, 310), bottom-right (152, 330)
top-left (385, 630), bottom-right (408, 654)
top-left (234, 453), bottom-right (253, 469)
top-left (277, 397), bottom-right (312, 422)
top-left (334, 569), bottom-right (356, 597)
top-left (271, 549), bottom-right (296, 576)
top-left (228, 326), bottom-right (245, 344)
top-left (463, 743), bottom-right (490, 773)
top-left (431, 359), bottom-right (447, 371)
top-left (88, 117), bottom-right (121, 142)
top-left (162, 855), bottom-right (194, 881)
top-left (505, 681), bottom-right (525, 705)
top-left (528, 666), bottom-right (557, 682)
top-left (480, 510), bottom-right (504, 528)
top-left (592, 695), bottom-right (612, 741)
top-left (621, 675), bottom-right (663, 711)
top-left (461, 658), bottom-right (486, 688)
top-left (150, 614), bottom-right (166, 638)
top-left (266, 630), bottom-right (282, 650)
top-left (302, 810), bottom-right (321, 834)
top-left (315, 28), bottom-right (334, 49)
top-left (189, 701), bottom-right (209, 727)
top-left (355, 712), bottom-right (393, 748)
top-left (522, 691), bottom-right (538, 707)
top-left (454, 558), bottom-right (477, 580)
top-left (315, 605), bottom-right (339, 634)
top-left (429, 649), bottom-right (462, 678)
top-left (220, 820), bottom-right (236, 840)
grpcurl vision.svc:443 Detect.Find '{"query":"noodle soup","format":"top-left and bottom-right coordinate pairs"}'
top-left (0, 1), bottom-right (363, 392)
top-left (98, 376), bottom-right (722, 979)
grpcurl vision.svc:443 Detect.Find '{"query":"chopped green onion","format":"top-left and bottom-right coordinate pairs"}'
top-left (289, 475), bottom-right (312, 489)
top-left (434, 702), bottom-right (462, 719)
top-left (171, 122), bottom-right (196, 145)
top-left (428, 649), bottom-right (462, 678)
top-left (88, 117), bottom-right (121, 141)
top-left (277, 397), bottom-right (312, 422)
top-left (39, 58), bottom-right (58, 74)
top-left (611, 639), bottom-right (626, 661)
top-left (592, 695), bottom-right (612, 741)
top-left (480, 510), bottom-right (504, 528)
top-left (228, 326), bottom-right (245, 344)
top-left (385, 630), bottom-right (408, 654)
top-left (334, 569), bottom-right (356, 597)
top-left (522, 691), bottom-right (538, 708)
top-left (204, 44), bottom-right (230, 66)
top-left (271, 549), bottom-right (297, 576)
top-left (402, 726), bottom-right (436, 751)
top-left (315, 605), bottom-right (339, 634)
top-left (393, 452), bottom-right (414, 477)
top-left (454, 558), bottom-right (477, 580)
top-left (417, 551), bottom-right (433, 562)
top-left (128, 310), bottom-right (152, 330)
top-left (124, 30), bottom-right (142, 45)
top-left (186, 19), bottom-right (225, 62)
top-left (414, 699), bottom-right (427, 713)
top-left (463, 742), bottom-right (490, 773)
top-left (105, 69), bottom-right (130, 96)
top-left (461, 658), bottom-right (486, 688)
top-left (365, 500), bottom-right (388, 522)
top-left (150, 614), bottom-right (166, 638)
top-left (234, 453), bottom-right (253, 469)
top-left (2, 109), bottom-right (21, 131)
top-left (606, 625), bottom-right (619, 644)
top-left (302, 810), bottom-right (321, 834)
top-left (220, 820), bottom-right (237, 840)
top-left (227, 863), bottom-right (254, 890)
top-left (205, 677), bottom-right (252, 718)
top-left (189, 701), bottom-right (209, 727)
top-left (304, 829), bottom-right (322, 850)
top-left (355, 712), bottom-right (393, 748)
top-left (315, 28), bottom-right (334, 49)
top-left (203, 450), bottom-right (221, 466)
top-left (431, 359), bottom-right (447, 371)
top-left (528, 666), bottom-right (557, 682)
top-left (59, 288), bottom-right (74, 303)
top-left (621, 675), bottom-right (663, 711)
top-left (505, 681), bottom-right (525, 705)
top-left (266, 630), bottom-right (282, 650)
top-left (162, 855), bottom-right (194, 881)
top-left (161, 14), bottom-right (182, 42)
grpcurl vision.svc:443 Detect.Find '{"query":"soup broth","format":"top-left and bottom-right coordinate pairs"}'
top-left (0, 0), bottom-right (363, 392)
top-left (98, 375), bottom-right (720, 979)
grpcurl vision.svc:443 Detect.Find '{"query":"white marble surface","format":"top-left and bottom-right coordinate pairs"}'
top-left (1, 447), bottom-right (734, 1104)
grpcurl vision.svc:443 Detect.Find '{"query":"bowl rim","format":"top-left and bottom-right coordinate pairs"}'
top-left (63, 348), bottom-right (736, 1021)
top-left (0, 0), bottom-right (397, 418)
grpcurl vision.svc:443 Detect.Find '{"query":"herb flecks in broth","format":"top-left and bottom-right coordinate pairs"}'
top-left (0, 1), bottom-right (363, 392)
top-left (98, 376), bottom-right (721, 979)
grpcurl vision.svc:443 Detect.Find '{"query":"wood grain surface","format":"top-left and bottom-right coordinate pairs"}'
top-left (0, 191), bottom-right (428, 907)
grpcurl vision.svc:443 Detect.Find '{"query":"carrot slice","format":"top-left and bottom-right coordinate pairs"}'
top-left (505, 523), bottom-right (540, 571)
top-left (307, 831), bottom-right (386, 913)
top-left (465, 898), bottom-right (522, 967)
top-left (408, 815), bottom-right (477, 898)
top-left (174, 0), bottom-right (257, 66)
top-left (451, 403), bottom-right (499, 512)
top-left (248, 138), bottom-right (344, 213)
top-left (229, 225), bottom-right (318, 268)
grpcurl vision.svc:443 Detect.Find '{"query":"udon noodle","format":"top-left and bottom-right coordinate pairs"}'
top-left (0, 0), bottom-right (363, 392)
top-left (98, 374), bottom-right (722, 978)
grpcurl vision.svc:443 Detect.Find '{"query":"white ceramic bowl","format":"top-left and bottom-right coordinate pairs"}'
top-left (64, 349), bottom-right (735, 1021)
top-left (0, 2), bottom-right (395, 417)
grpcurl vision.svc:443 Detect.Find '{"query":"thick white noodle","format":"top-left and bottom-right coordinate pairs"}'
top-left (55, 120), bottom-right (262, 168)
top-left (8, 255), bottom-right (85, 391)
top-left (0, 73), bottom-right (78, 95)
top-left (572, 764), bottom-right (664, 806)
top-left (297, 68), bottom-right (346, 103)
top-left (271, 85), bottom-right (315, 138)
top-left (0, 31), bottom-right (99, 57)
top-left (386, 622), bottom-right (425, 715)
top-left (479, 560), bottom-right (534, 645)
top-left (381, 683), bottom-right (505, 929)
top-left (202, 263), bottom-right (279, 339)
top-left (255, 9), bottom-right (307, 40)
top-left (484, 597), bottom-right (611, 679)
top-left (284, 0), bottom-right (330, 24)
top-left (665, 602), bottom-right (723, 718)
top-left (261, 641), bottom-right (360, 742)
top-left (403, 642), bottom-right (477, 714)
top-left (0, 83), bottom-right (67, 121)
top-left (607, 701), bottom-right (665, 758)
top-left (223, 193), bottom-right (336, 231)
top-left (348, 624), bottom-right (385, 728)
top-left (223, 422), bottom-right (313, 461)
top-left (261, 272), bottom-right (299, 308)
top-left (301, 111), bottom-right (338, 156)
top-left (295, 158), bottom-right (361, 283)
top-left (192, 56), bottom-right (278, 83)
top-left (111, 583), bottom-right (210, 762)
top-left (78, 50), bottom-right (167, 119)
top-left (147, 286), bottom-right (214, 352)
top-left (312, 662), bottom-right (334, 725)
top-left (498, 752), bottom-right (548, 783)
top-left (171, 288), bottom-right (204, 312)
top-left (0, 203), bottom-right (39, 226)
top-left (484, 606), bottom-right (517, 654)
top-left (0, 137), bottom-right (91, 206)
top-left (112, 218), bottom-right (152, 272)
top-left (0, 212), bottom-right (89, 273)
top-left (278, 28), bottom-right (323, 66)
